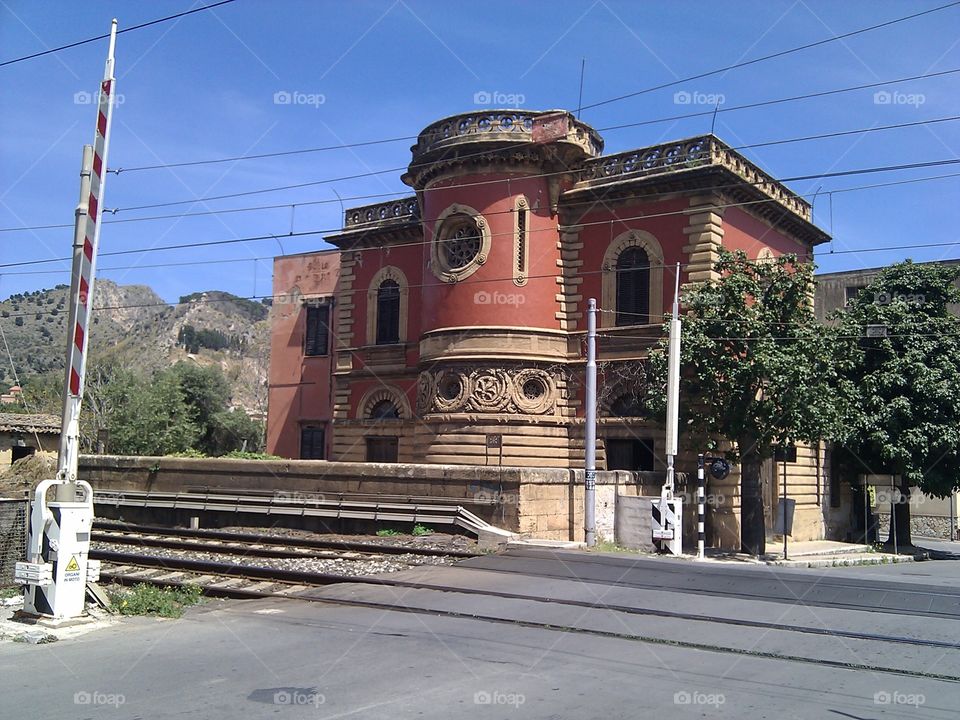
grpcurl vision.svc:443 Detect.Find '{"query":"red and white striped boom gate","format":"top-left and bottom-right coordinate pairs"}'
top-left (18, 20), bottom-right (118, 620)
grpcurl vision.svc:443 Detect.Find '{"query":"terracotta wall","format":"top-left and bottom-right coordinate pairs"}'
top-left (266, 251), bottom-right (340, 458)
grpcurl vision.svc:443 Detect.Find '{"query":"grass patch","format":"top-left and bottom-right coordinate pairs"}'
top-left (412, 524), bottom-right (433, 536)
top-left (376, 528), bottom-right (401, 537)
top-left (591, 540), bottom-right (637, 554)
top-left (0, 586), bottom-right (20, 599)
top-left (108, 583), bottom-right (203, 618)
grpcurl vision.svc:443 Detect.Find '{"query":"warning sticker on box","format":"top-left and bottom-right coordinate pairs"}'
top-left (64, 555), bottom-right (81, 581)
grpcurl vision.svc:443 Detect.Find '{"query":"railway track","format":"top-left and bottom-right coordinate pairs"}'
top-left (92, 523), bottom-right (480, 559)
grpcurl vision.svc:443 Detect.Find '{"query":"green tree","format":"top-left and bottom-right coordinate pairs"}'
top-left (833, 261), bottom-right (960, 548)
top-left (208, 409), bottom-right (264, 455)
top-left (104, 369), bottom-right (199, 455)
top-left (167, 362), bottom-right (230, 453)
top-left (647, 250), bottom-right (842, 555)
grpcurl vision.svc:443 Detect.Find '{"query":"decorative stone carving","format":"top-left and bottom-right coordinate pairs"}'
top-left (344, 197), bottom-right (419, 229)
top-left (418, 367), bottom-right (559, 415)
top-left (578, 135), bottom-right (811, 221)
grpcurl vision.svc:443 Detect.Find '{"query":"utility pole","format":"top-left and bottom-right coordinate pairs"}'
top-left (17, 19), bottom-right (118, 620)
top-left (584, 298), bottom-right (597, 547)
top-left (664, 264), bottom-right (681, 495)
top-left (653, 264), bottom-right (683, 556)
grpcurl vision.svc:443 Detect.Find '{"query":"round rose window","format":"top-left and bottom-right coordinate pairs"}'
top-left (440, 218), bottom-right (482, 270)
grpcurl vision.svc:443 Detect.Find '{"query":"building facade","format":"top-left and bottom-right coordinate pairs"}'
top-left (267, 109), bottom-right (836, 546)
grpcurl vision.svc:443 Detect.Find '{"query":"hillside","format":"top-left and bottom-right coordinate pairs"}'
top-left (0, 281), bottom-right (271, 416)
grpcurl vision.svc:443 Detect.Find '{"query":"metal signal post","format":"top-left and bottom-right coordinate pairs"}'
top-left (584, 298), bottom-right (597, 547)
top-left (17, 20), bottom-right (118, 620)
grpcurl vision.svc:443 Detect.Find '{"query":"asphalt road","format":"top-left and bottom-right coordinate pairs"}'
top-left (2, 545), bottom-right (959, 719)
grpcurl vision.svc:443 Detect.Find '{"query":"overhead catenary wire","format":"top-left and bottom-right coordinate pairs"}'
top-left (4, 83), bottom-right (958, 234)
top-left (104, 117), bottom-right (960, 214)
top-left (102, 67), bottom-right (960, 176)
top-left (2, 157), bottom-right (960, 273)
top-left (0, 0), bottom-right (239, 68)
top-left (579, 0), bottom-right (960, 111)
top-left (1, 158), bottom-right (959, 278)
top-left (4, 163), bottom-right (958, 236)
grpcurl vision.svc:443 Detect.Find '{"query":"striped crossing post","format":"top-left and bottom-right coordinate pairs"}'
top-left (18, 20), bottom-right (116, 619)
top-left (57, 19), bottom-right (118, 489)
top-left (697, 453), bottom-right (706, 560)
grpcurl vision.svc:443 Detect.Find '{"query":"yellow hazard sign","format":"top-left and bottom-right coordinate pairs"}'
top-left (65, 556), bottom-right (80, 572)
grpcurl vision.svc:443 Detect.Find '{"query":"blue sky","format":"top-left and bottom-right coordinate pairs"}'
top-left (1, 0), bottom-right (958, 304)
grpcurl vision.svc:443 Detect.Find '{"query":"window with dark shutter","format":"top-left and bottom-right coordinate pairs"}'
top-left (606, 438), bottom-right (654, 471)
top-left (300, 425), bottom-right (325, 459)
top-left (304, 304), bottom-right (330, 356)
top-left (376, 280), bottom-right (400, 345)
top-left (365, 436), bottom-right (398, 463)
top-left (615, 247), bottom-right (650, 326)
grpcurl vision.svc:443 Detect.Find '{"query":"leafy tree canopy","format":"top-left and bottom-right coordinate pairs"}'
top-left (833, 260), bottom-right (960, 500)
top-left (647, 250), bottom-right (842, 554)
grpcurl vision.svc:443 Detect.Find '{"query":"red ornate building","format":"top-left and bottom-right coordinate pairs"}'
top-left (268, 109), bottom-right (828, 475)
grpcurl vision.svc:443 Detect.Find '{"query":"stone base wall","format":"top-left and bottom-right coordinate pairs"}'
top-left (77, 454), bottom-right (843, 551)
top-left (876, 513), bottom-right (959, 541)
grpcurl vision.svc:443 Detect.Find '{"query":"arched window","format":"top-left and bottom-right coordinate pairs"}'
top-left (369, 399), bottom-right (400, 419)
top-left (615, 247), bottom-right (650, 325)
top-left (376, 280), bottom-right (400, 345)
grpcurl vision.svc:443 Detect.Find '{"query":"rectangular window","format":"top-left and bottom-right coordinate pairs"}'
top-left (844, 286), bottom-right (866, 307)
top-left (304, 304), bottom-right (330, 356)
top-left (606, 438), bottom-right (655, 471)
top-left (366, 436), bottom-right (399, 463)
top-left (300, 425), bottom-right (325, 460)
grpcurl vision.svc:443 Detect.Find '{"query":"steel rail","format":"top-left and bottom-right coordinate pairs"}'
top-left (92, 523), bottom-right (481, 558)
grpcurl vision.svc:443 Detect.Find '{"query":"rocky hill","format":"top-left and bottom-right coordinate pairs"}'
top-left (0, 281), bottom-right (271, 416)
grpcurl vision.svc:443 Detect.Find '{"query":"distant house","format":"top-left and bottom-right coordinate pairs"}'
top-left (0, 386), bottom-right (22, 405)
top-left (0, 413), bottom-right (60, 464)
top-left (814, 258), bottom-right (960, 322)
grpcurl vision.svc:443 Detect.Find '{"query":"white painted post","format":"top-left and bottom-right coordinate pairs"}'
top-left (584, 298), bottom-right (597, 547)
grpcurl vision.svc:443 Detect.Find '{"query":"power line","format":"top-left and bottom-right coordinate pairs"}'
top-left (580, 0), bottom-right (960, 111)
top-left (110, 135), bottom-right (418, 174)
top-left (1, 157), bottom-right (958, 272)
top-left (102, 66), bottom-right (960, 176)
top-left (597, 69), bottom-right (960, 132)
top-left (3, 73), bottom-right (956, 234)
top-left (107, 117), bottom-right (960, 214)
top-left (3, 160), bottom-right (958, 238)
top-left (0, 0), bottom-right (239, 68)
